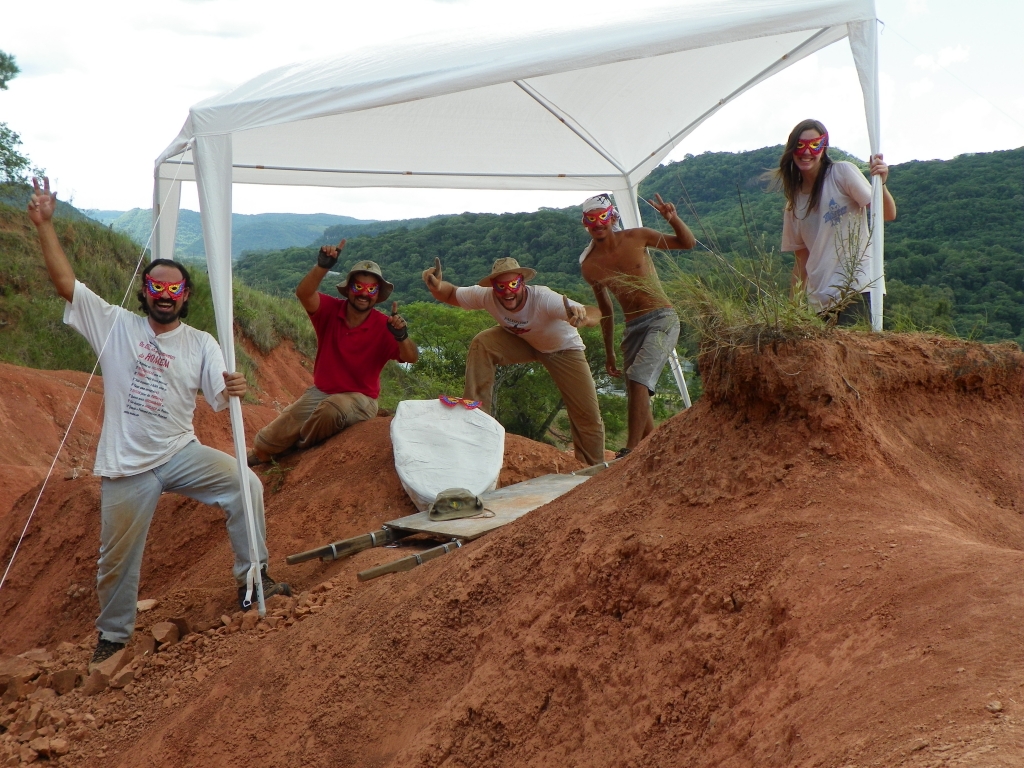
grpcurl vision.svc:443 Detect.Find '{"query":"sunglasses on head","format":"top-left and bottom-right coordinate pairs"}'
top-left (795, 133), bottom-right (828, 156)
top-left (492, 275), bottom-right (524, 294)
top-left (350, 280), bottom-right (380, 297)
top-left (582, 205), bottom-right (616, 228)
top-left (144, 275), bottom-right (187, 299)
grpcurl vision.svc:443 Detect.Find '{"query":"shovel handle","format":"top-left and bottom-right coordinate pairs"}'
top-left (286, 528), bottom-right (404, 565)
top-left (357, 540), bottom-right (462, 581)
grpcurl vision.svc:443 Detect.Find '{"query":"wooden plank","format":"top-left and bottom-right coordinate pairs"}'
top-left (384, 473), bottom-right (590, 541)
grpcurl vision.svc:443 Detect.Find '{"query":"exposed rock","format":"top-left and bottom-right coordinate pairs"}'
top-left (92, 648), bottom-right (133, 679)
top-left (168, 616), bottom-right (191, 638)
top-left (81, 670), bottom-right (108, 697)
top-left (16, 650), bottom-right (51, 665)
top-left (109, 666), bottom-right (135, 689)
top-left (48, 669), bottom-right (80, 695)
top-left (135, 635), bottom-right (157, 658)
top-left (136, 599), bottom-right (159, 612)
top-left (151, 623), bottom-right (180, 647)
top-left (0, 656), bottom-right (39, 692)
top-left (986, 700), bottom-right (1003, 713)
top-left (25, 688), bottom-right (55, 703)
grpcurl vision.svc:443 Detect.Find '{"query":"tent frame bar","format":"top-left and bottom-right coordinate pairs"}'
top-left (627, 26), bottom-right (836, 178)
top-left (513, 79), bottom-right (628, 176)
top-left (159, 159), bottom-right (621, 182)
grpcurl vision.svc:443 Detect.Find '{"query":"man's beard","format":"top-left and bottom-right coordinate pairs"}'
top-left (147, 298), bottom-right (183, 325)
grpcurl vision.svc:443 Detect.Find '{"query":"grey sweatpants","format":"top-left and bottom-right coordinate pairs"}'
top-left (96, 441), bottom-right (267, 643)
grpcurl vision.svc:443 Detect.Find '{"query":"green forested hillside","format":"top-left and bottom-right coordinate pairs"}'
top-left (0, 200), bottom-right (315, 383)
top-left (236, 145), bottom-right (1024, 345)
top-left (236, 209), bottom-right (596, 305)
top-left (318, 214), bottom-right (446, 245)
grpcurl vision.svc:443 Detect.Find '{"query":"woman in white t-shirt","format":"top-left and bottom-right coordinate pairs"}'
top-left (779, 119), bottom-right (897, 324)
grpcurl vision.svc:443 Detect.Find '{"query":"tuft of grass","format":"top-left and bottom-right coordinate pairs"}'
top-left (648, 187), bottom-right (881, 358)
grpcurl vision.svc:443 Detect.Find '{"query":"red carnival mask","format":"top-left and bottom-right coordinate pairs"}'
top-left (350, 280), bottom-right (380, 297)
top-left (582, 205), bottom-right (616, 229)
top-left (144, 275), bottom-right (187, 298)
top-left (794, 133), bottom-right (828, 156)
top-left (440, 394), bottom-right (482, 410)
top-left (492, 275), bottom-right (524, 295)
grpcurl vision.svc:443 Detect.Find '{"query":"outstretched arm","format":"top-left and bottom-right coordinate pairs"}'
top-left (28, 177), bottom-right (75, 302)
top-left (562, 295), bottom-right (601, 328)
top-left (642, 193), bottom-right (696, 250)
top-left (296, 239), bottom-right (346, 314)
top-left (421, 257), bottom-right (460, 307)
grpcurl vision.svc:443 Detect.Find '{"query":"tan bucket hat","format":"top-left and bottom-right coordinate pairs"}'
top-left (336, 260), bottom-right (394, 304)
top-left (476, 257), bottom-right (538, 287)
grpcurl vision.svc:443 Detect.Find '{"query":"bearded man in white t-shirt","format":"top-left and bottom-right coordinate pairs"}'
top-left (27, 177), bottom-right (289, 671)
top-left (422, 256), bottom-right (606, 466)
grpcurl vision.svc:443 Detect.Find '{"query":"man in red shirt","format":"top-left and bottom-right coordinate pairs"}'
top-left (248, 242), bottom-right (419, 464)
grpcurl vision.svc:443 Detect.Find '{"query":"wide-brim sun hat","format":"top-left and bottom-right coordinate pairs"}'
top-left (476, 257), bottom-right (538, 287)
top-left (336, 260), bottom-right (394, 304)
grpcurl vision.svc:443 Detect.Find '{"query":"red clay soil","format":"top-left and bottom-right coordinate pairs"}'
top-left (2, 332), bottom-right (1023, 767)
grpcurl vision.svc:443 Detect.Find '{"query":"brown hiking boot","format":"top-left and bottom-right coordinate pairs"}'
top-left (90, 633), bottom-right (126, 669)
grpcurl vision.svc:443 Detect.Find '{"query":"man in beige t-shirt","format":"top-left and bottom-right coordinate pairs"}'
top-left (423, 257), bottom-right (606, 466)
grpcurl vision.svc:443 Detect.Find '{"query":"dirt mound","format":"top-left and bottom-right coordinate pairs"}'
top-left (0, 364), bottom-right (103, 521)
top-left (2, 332), bottom-right (1023, 767)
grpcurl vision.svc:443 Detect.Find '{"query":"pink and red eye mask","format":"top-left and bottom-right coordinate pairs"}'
top-left (350, 280), bottom-right (380, 298)
top-left (440, 394), bottom-right (481, 410)
top-left (144, 275), bottom-right (187, 299)
top-left (794, 133), bottom-right (828, 156)
top-left (582, 205), bottom-right (616, 229)
top-left (492, 275), bottom-right (524, 295)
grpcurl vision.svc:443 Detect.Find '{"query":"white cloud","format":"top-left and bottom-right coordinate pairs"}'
top-left (906, 0), bottom-right (928, 16)
top-left (906, 77), bottom-right (935, 98)
top-left (914, 44), bottom-right (970, 72)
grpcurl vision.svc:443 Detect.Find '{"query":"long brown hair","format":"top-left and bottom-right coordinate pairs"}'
top-left (777, 119), bottom-right (833, 217)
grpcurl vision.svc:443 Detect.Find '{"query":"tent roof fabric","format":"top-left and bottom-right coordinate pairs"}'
top-left (156, 0), bottom-right (875, 193)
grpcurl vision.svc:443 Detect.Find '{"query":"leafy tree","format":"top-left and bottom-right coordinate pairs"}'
top-left (0, 49), bottom-right (41, 184)
top-left (0, 50), bottom-right (17, 90)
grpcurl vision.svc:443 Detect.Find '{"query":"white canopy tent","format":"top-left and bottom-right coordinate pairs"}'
top-left (153, 0), bottom-right (885, 610)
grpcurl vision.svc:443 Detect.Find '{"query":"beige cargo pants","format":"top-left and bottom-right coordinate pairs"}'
top-left (463, 327), bottom-right (605, 466)
top-left (253, 386), bottom-right (378, 458)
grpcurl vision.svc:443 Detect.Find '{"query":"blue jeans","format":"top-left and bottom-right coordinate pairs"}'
top-left (96, 441), bottom-right (267, 643)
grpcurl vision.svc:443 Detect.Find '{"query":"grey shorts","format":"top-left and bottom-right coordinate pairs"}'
top-left (622, 308), bottom-right (680, 394)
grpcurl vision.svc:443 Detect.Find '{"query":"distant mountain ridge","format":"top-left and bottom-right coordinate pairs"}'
top-left (82, 208), bottom-right (380, 259)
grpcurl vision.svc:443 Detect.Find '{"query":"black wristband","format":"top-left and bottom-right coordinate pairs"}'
top-left (389, 324), bottom-right (409, 342)
top-left (317, 247), bottom-right (338, 270)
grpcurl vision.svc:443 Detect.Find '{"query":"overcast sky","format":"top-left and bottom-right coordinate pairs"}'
top-left (2, 0), bottom-right (1021, 220)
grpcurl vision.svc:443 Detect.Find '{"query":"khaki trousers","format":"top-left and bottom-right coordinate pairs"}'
top-left (464, 327), bottom-right (605, 466)
top-left (254, 386), bottom-right (378, 457)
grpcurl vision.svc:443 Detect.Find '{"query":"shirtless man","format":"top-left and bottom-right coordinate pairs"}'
top-left (578, 193), bottom-right (695, 456)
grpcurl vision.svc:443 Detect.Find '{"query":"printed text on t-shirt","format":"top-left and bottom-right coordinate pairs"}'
top-left (125, 340), bottom-right (175, 420)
